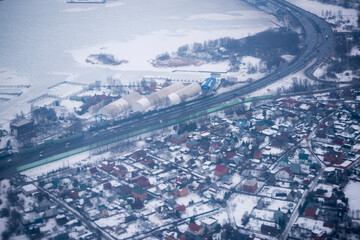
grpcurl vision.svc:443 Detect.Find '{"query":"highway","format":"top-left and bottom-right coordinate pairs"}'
top-left (0, 0), bottom-right (335, 178)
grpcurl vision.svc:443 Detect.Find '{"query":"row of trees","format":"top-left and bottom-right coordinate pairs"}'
top-left (159, 29), bottom-right (301, 72)
top-left (325, 31), bottom-right (360, 78)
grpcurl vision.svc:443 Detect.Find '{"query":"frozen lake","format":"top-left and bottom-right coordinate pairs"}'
top-left (0, 0), bottom-right (276, 124)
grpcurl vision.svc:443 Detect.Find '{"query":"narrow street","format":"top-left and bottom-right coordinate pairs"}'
top-left (35, 184), bottom-right (116, 240)
top-left (281, 112), bottom-right (334, 239)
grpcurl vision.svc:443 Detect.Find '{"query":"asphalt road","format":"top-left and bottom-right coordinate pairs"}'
top-left (0, 0), bottom-right (335, 178)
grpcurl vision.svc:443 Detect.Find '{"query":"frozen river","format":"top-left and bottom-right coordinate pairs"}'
top-left (0, 0), bottom-right (275, 124)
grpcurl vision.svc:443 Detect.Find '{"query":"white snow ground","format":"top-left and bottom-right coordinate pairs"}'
top-left (345, 180), bottom-right (360, 217)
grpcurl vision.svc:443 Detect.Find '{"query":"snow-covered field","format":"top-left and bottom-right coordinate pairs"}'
top-left (230, 193), bottom-right (260, 226)
top-left (0, 0), bottom-right (276, 125)
top-left (345, 180), bottom-right (360, 218)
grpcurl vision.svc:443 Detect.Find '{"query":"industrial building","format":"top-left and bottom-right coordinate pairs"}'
top-left (98, 82), bottom-right (202, 119)
top-left (201, 77), bottom-right (216, 91)
top-left (98, 92), bottom-right (141, 119)
top-left (10, 119), bottom-right (35, 138)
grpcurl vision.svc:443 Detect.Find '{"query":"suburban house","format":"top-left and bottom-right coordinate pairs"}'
top-left (95, 205), bottom-right (108, 219)
top-left (132, 150), bottom-right (147, 160)
top-left (253, 150), bottom-right (262, 159)
top-left (261, 224), bottom-right (278, 236)
top-left (132, 187), bottom-right (147, 201)
top-left (256, 120), bottom-right (267, 131)
top-left (137, 176), bottom-right (150, 188)
top-left (140, 156), bottom-right (156, 168)
top-left (186, 140), bottom-right (200, 149)
top-left (68, 190), bottom-right (79, 200)
top-left (101, 161), bottom-right (115, 172)
top-left (304, 202), bottom-right (318, 218)
top-left (275, 167), bottom-right (292, 180)
top-left (103, 182), bottom-right (112, 190)
top-left (87, 167), bottom-right (98, 177)
top-left (176, 205), bottom-right (186, 214)
top-left (243, 178), bottom-right (258, 193)
top-left (188, 222), bottom-right (204, 236)
top-left (324, 150), bottom-right (343, 164)
top-left (22, 184), bottom-right (38, 196)
top-left (171, 134), bottom-right (187, 144)
top-left (113, 165), bottom-right (127, 177)
top-left (332, 137), bottom-right (344, 146)
top-left (174, 187), bottom-right (189, 198)
top-left (214, 165), bottom-right (229, 177)
top-left (299, 153), bottom-right (309, 161)
top-left (273, 210), bottom-right (284, 223)
top-left (116, 185), bottom-right (132, 197)
top-left (290, 163), bottom-right (302, 174)
top-left (200, 218), bottom-right (218, 232)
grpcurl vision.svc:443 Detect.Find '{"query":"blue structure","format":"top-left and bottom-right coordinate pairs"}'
top-left (201, 77), bottom-right (216, 91)
top-left (95, 113), bottom-right (107, 124)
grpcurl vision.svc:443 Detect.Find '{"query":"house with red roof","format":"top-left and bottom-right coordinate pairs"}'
top-left (253, 150), bottom-right (262, 159)
top-left (225, 150), bottom-right (235, 159)
top-left (112, 165), bottom-right (127, 178)
top-left (214, 165), bottom-right (229, 177)
top-left (176, 205), bottom-right (186, 213)
top-left (101, 161), bottom-right (115, 173)
top-left (186, 140), bottom-right (200, 149)
top-left (332, 137), bottom-right (344, 146)
top-left (137, 176), bottom-right (150, 188)
top-left (132, 149), bottom-right (147, 160)
top-left (171, 134), bottom-right (187, 144)
top-left (324, 150), bottom-right (343, 164)
top-left (246, 111), bottom-right (253, 118)
top-left (275, 167), bottom-right (292, 180)
top-left (68, 190), bottom-right (79, 200)
top-left (209, 142), bottom-right (220, 153)
top-left (282, 98), bottom-right (299, 108)
top-left (140, 156), bottom-right (156, 168)
top-left (174, 187), bottom-right (189, 198)
top-left (243, 178), bottom-right (258, 193)
top-left (304, 202), bottom-right (318, 218)
top-left (188, 222), bottom-right (204, 236)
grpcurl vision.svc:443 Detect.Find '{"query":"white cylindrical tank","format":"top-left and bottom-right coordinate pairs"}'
top-left (132, 97), bottom-right (152, 113)
top-left (123, 92), bottom-right (142, 104)
top-left (146, 93), bottom-right (161, 106)
top-left (131, 82), bottom-right (185, 112)
top-left (98, 92), bottom-right (141, 118)
top-left (154, 82), bottom-right (184, 100)
top-left (167, 93), bottom-right (181, 105)
top-left (166, 82), bottom-right (201, 105)
top-left (176, 82), bottom-right (201, 97)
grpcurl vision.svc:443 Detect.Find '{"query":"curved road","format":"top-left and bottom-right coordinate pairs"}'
top-left (0, 0), bottom-right (335, 178)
